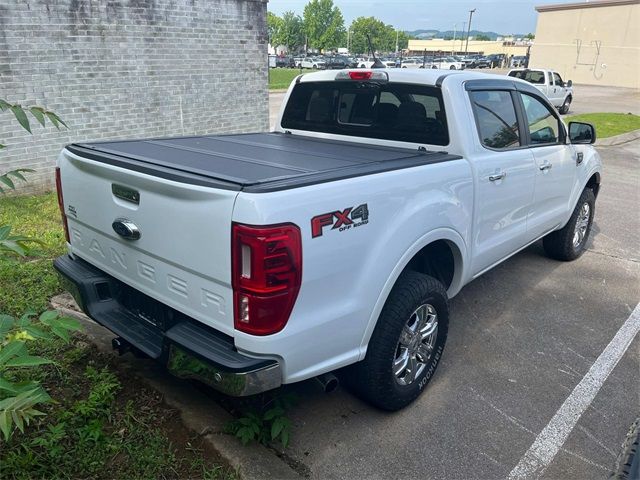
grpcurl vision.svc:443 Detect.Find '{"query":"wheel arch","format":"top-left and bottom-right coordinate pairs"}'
top-left (357, 229), bottom-right (467, 359)
top-left (586, 171), bottom-right (601, 198)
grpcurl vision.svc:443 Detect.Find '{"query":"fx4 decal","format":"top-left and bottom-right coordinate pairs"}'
top-left (311, 203), bottom-right (369, 238)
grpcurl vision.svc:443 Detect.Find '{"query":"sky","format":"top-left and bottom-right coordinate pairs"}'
top-left (267, 0), bottom-right (581, 35)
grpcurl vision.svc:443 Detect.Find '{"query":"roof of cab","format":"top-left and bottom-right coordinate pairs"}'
top-left (296, 68), bottom-right (513, 87)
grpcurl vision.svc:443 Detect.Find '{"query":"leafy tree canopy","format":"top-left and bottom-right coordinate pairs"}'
top-left (348, 16), bottom-right (410, 55)
top-left (303, 0), bottom-right (346, 51)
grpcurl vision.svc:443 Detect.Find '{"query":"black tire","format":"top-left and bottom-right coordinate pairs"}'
top-left (449, 65), bottom-right (456, 70)
top-left (560, 95), bottom-right (572, 115)
top-left (347, 271), bottom-right (449, 411)
top-left (543, 188), bottom-right (596, 261)
top-left (611, 418), bottom-right (640, 479)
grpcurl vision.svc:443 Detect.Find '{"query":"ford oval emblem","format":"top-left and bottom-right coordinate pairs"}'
top-left (112, 218), bottom-right (141, 241)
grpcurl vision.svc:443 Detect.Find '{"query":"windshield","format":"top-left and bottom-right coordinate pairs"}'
top-left (281, 81), bottom-right (449, 146)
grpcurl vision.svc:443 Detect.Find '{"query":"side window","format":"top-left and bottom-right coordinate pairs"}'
top-left (552, 72), bottom-right (564, 86)
top-left (519, 93), bottom-right (561, 145)
top-left (469, 90), bottom-right (520, 149)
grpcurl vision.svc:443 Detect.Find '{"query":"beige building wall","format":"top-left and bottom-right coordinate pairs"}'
top-left (408, 38), bottom-right (529, 56)
top-left (530, 0), bottom-right (640, 89)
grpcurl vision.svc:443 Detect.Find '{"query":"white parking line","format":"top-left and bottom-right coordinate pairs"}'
top-left (508, 302), bottom-right (640, 479)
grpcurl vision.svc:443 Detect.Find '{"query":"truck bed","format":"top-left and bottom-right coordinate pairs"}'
top-left (67, 132), bottom-right (461, 193)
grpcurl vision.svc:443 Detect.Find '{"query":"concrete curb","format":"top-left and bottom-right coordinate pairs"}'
top-left (595, 129), bottom-right (640, 146)
top-left (50, 293), bottom-right (301, 480)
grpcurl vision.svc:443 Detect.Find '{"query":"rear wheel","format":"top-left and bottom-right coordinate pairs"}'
top-left (347, 271), bottom-right (449, 411)
top-left (449, 65), bottom-right (456, 70)
top-left (543, 188), bottom-right (595, 261)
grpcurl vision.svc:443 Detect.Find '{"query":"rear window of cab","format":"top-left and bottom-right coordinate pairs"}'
top-left (281, 81), bottom-right (449, 146)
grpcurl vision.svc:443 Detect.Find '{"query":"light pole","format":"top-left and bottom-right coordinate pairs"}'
top-left (452, 23), bottom-right (457, 55)
top-left (347, 29), bottom-right (351, 53)
top-left (465, 9), bottom-right (476, 54)
top-left (395, 30), bottom-right (399, 54)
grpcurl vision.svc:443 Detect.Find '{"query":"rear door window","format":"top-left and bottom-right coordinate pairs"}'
top-left (281, 81), bottom-right (449, 146)
top-left (469, 90), bottom-right (521, 149)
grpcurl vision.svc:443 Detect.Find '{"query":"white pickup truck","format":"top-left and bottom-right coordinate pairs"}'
top-left (54, 69), bottom-right (601, 410)
top-left (507, 68), bottom-right (574, 114)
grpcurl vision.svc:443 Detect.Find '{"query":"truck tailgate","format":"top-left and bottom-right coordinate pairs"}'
top-left (58, 148), bottom-right (237, 336)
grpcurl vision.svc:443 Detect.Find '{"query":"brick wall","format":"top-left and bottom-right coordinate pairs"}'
top-left (0, 0), bottom-right (269, 194)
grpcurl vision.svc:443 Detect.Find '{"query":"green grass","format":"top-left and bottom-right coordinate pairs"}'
top-left (0, 337), bottom-right (238, 480)
top-left (0, 192), bottom-right (66, 316)
top-left (268, 68), bottom-right (313, 90)
top-left (565, 113), bottom-right (640, 139)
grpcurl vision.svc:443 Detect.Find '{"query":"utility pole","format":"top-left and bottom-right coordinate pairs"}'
top-left (461, 22), bottom-right (466, 53)
top-left (465, 9), bottom-right (476, 54)
top-left (395, 30), bottom-right (399, 54)
top-left (452, 23), bottom-right (457, 55)
top-left (347, 29), bottom-right (351, 53)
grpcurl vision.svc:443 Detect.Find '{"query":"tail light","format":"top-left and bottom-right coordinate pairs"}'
top-left (55, 167), bottom-right (70, 243)
top-left (231, 223), bottom-right (302, 335)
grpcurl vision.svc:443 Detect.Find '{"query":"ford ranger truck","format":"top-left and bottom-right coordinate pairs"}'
top-left (54, 69), bottom-right (601, 411)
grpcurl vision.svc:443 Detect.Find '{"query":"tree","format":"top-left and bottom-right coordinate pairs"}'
top-left (525, 33), bottom-right (535, 40)
top-left (475, 34), bottom-right (491, 41)
top-left (303, 0), bottom-right (346, 51)
top-left (349, 17), bottom-right (388, 54)
top-left (348, 16), bottom-right (410, 54)
top-left (0, 100), bottom-right (81, 442)
top-left (267, 11), bottom-right (283, 46)
top-left (280, 11), bottom-right (305, 52)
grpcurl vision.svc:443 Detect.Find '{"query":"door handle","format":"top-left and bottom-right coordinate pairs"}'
top-left (539, 162), bottom-right (553, 171)
top-left (489, 171), bottom-right (507, 182)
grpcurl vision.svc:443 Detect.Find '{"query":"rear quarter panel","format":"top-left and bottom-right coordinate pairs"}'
top-left (232, 160), bottom-right (473, 383)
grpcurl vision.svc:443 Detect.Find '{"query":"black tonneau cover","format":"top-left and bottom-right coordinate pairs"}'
top-left (67, 132), bottom-right (461, 193)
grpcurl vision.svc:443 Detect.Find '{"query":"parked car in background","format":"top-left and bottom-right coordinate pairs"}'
top-left (355, 57), bottom-right (376, 68)
top-left (275, 56), bottom-right (295, 68)
top-left (508, 68), bottom-right (573, 114)
top-left (301, 57), bottom-right (326, 69)
top-left (486, 53), bottom-right (506, 68)
top-left (510, 55), bottom-right (528, 68)
top-left (432, 56), bottom-right (465, 70)
top-left (400, 58), bottom-right (425, 69)
top-left (325, 56), bottom-right (357, 69)
top-left (379, 58), bottom-right (398, 68)
top-left (467, 56), bottom-right (491, 69)
top-left (293, 57), bottom-right (305, 68)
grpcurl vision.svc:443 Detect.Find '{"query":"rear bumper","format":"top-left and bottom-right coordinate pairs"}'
top-left (53, 254), bottom-right (281, 396)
